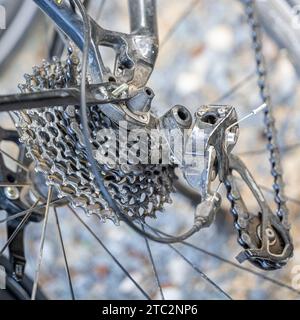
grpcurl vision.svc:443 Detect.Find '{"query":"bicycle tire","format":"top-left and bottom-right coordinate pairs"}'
top-left (256, 0), bottom-right (300, 75)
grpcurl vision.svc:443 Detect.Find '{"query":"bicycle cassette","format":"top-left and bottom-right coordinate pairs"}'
top-left (14, 54), bottom-right (176, 223)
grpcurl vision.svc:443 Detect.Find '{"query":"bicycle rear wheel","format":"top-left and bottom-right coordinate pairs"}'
top-left (0, 0), bottom-right (300, 298)
top-left (0, 0), bottom-right (38, 69)
top-left (256, 0), bottom-right (300, 75)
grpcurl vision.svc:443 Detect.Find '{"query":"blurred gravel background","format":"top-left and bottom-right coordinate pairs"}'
top-left (1, 0), bottom-right (300, 300)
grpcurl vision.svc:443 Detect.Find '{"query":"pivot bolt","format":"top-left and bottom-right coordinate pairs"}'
top-left (218, 107), bottom-right (227, 117)
top-left (4, 186), bottom-right (20, 200)
top-left (140, 114), bottom-right (148, 122)
top-left (226, 131), bottom-right (236, 145)
top-left (112, 83), bottom-right (129, 97)
top-left (197, 110), bottom-right (205, 117)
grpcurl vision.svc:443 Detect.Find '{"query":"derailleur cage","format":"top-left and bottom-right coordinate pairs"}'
top-left (182, 104), bottom-right (293, 270)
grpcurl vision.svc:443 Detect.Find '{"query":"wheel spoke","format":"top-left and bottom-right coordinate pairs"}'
top-left (212, 52), bottom-right (280, 104)
top-left (170, 245), bottom-right (232, 299)
top-left (233, 175), bottom-right (300, 206)
top-left (161, 0), bottom-right (201, 48)
top-left (257, 183), bottom-right (300, 206)
top-left (0, 198), bottom-right (63, 224)
top-left (0, 199), bottom-right (40, 256)
top-left (238, 142), bottom-right (300, 157)
top-left (142, 223), bottom-right (232, 300)
top-left (147, 225), bottom-right (300, 296)
top-left (211, 71), bottom-right (256, 104)
top-left (69, 205), bottom-right (151, 300)
top-left (7, 111), bottom-right (16, 124)
top-left (141, 224), bottom-right (164, 300)
top-left (0, 183), bottom-right (30, 187)
top-left (31, 186), bottom-right (53, 300)
top-left (182, 241), bottom-right (300, 295)
top-left (0, 148), bottom-right (29, 172)
top-left (54, 207), bottom-right (75, 300)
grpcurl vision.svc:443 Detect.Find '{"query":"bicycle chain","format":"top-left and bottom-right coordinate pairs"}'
top-left (245, 0), bottom-right (289, 226)
top-left (224, 0), bottom-right (293, 269)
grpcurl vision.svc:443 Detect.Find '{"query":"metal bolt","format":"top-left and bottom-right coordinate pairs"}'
top-left (266, 227), bottom-right (277, 245)
top-left (210, 169), bottom-right (217, 181)
top-left (197, 110), bottom-right (204, 117)
top-left (111, 83), bottom-right (129, 97)
top-left (226, 131), bottom-right (236, 145)
top-left (218, 107), bottom-right (227, 117)
top-left (266, 227), bottom-right (275, 239)
top-left (140, 114), bottom-right (148, 122)
top-left (231, 190), bottom-right (240, 200)
top-left (241, 232), bottom-right (251, 245)
top-left (238, 218), bottom-right (247, 229)
top-left (4, 186), bottom-right (20, 200)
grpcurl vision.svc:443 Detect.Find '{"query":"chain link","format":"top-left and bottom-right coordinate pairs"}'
top-left (243, 0), bottom-right (289, 228)
top-left (220, 0), bottom-right (294, 269)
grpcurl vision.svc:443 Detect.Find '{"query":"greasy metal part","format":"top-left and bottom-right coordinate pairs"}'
top-left (194, 192), bottom-right (221, 229)
top-left (1, 0), bottom-right (161, 225)
top-left (244, 0), bottom-right (290, 229)
top-left (181, 105), bottom-right (293, 270)
top-left (33, 0), bottom-right (158, 87)
top-left (33, 0), bottom-right (105, 83)
top-left (0, 76), bottom-right (156, 130)
top-left (14, 55), bottom-right (175, 222)
top-left (126, 87), bottom-right (154, 113)
top-left (183, 105), bottom-right (238, 193)
top-left (182, 105), bottom-right (238, 229)
top-left (158, 105), bottom-right (192, 163)
top-left (160, 105), bottom-right (193, 131)
top-left (226, 0), bottom-right (293, 270)
top-left (174, 102), bottom-right (293, 269)
top-left (225, 154), bottom-right (293, 270)
top-left (0, 0), bottom-right (292, 274)
top-left (4, 186), bottom-right (20, 200)
top-left (0, 84), bottom-right (133, 113)
top-left (0, 253), bottom-right (48, 299)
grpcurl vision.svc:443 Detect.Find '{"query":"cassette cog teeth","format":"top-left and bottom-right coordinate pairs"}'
top-left (14, 54), bottom-right (175, 223)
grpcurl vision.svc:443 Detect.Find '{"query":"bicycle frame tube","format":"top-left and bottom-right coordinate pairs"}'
top-left (33, 0), bottom-right (104, 82)
top-left (33, 0), bottom-right (158, 86)
top-left (128, 0), bottom-right (158, 36)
